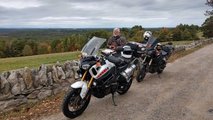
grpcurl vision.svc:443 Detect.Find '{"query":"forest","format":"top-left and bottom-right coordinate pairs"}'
top-left (0, 24), bottom-right (207, 58)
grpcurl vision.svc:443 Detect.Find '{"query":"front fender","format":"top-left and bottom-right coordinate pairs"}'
top-left (71, 81), bottom-right (86, 89)
top-left (71, 81), bottom-right (88, 99)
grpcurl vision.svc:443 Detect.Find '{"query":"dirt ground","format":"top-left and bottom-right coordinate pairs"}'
top-left (40, 44), bottom-right (213, 120)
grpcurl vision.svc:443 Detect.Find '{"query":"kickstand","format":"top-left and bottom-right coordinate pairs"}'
top-left (112, 92), bottom-right (117, 106)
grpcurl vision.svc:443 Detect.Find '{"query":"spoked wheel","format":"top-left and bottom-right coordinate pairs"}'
top-left (62, 88), bottom-right (91, 119)
top-left (117, 77), bottom-right (133, 95)
top-left (136, 66), bottom-right (146, 82)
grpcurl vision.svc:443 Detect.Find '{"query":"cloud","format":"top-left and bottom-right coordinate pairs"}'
top-left (0, 0), bottom-right (43, 9)
top-left (0, 0), bottom-right (210, 28)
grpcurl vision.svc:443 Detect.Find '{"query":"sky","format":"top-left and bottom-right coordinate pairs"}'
top-left (0, 0), bottom-right (210, 28)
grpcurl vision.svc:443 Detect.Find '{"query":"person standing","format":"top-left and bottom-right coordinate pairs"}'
top-left (107, 28), bottom-right (126, 50)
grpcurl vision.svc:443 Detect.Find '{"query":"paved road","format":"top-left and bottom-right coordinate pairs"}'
top-left (40, 44), bottom-right (213, 120)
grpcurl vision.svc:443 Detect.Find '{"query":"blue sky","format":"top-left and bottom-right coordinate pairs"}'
top-left (0, 0), bottom-right (210, 28)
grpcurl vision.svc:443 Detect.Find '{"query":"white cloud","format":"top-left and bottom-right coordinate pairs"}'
top-left (0, 0), bottom-right (209, 28)
top-left (0, 0), bottom-right (43, 9)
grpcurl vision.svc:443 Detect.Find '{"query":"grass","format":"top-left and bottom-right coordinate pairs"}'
top-left (0, 51), bottom-right (80, 72)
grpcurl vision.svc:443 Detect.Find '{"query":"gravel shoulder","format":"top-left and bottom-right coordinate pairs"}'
top-left (40, 44), bottom-right (213, 120)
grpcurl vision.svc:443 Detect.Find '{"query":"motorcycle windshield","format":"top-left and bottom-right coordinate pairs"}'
top-left (81, 36), bottom-right (106, 56)
top-left (147, 37), bottom-right (159, 48)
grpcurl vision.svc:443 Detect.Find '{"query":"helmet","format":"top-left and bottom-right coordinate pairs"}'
top-left (143, 31), bottom-right (152, 41)
top-left (121, 45), bottom-right (132, 58)
top-left (156, 43), bottom-right (162, 50)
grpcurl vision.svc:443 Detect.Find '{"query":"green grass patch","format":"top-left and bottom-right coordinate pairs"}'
top-left (0, 51), bottom-right (80, 72)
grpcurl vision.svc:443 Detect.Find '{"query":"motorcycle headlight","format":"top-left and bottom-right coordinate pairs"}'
top-left (82, 64), bottom-right (90, 70)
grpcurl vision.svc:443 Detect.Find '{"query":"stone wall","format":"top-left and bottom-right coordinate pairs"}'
top-left (0, 60), bottom-right (79, 112)
top-left (174, 38), bottom-right (213, 53)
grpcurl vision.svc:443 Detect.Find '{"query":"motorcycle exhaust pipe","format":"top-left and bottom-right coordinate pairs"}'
top-left (121, 64), bottom-right (136, 82)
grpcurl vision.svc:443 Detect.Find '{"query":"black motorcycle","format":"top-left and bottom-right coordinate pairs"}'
top-left (136, 38), bottom-right (174, 82)
top-left (62, 37), bottom-right (138, 119)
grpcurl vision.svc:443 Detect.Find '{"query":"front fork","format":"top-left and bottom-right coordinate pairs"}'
top-left (71, 71), bottom-right (94, 99)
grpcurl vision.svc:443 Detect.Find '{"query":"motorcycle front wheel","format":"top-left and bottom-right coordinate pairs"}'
top-left (62, 88), bottom-right (91, 119)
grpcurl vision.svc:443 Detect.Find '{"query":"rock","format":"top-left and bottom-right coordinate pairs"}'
top-left (66, 78), bottom-right (74, 83)
top-left (0, 101), bottom-right (5, 111)
top-left (47, 72), bottom-right (53, 85)
top-left (65, 70), bottom-right (73, 80)
top-left (72, 66), bottom-right (80, 80)
top-left (11, 78), bottom-right (26, 95)
top-left (31, 69), bottom-right (39, 88)
top-left (3, 98), bottom-right (27, 110)
top-left (27, 90), bottom-right (40, 99)
top-left (21, 88), bottom-right (34, 95)
top-left (57, 66), bottom-right (66, 80)
top-left (46, 65), bottom-right (53, 73)
top-left (52, 65), bottom-right (59, 83)
top-left (71, 60), bottom-right (79, 66)
top-left (38, 64), bottom-right (48, 86)
top-left (64, 61), bottom-right (72, 71)
top-left (0, 75), bottom-right (11, 95)
top-left (23, 67), bottom-right (33, 89)
top-left (64, 61), bottom-right (73, 79)
top-left (7, 71), bottom-right (18, 87)
top-left (0, 94), bottom-right (13, 101)
top-left (37, 90), bottom-right (52, 100)
top-left (34, 75), bottom-right (40, 88)
top-left (2, 71), bottom-right (10, 79)
top-left (56, 61), bottom-right (61, 66)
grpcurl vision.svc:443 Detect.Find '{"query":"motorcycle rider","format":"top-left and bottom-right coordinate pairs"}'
top-left (142, 31), bottom-right (159, 49)
top-left (142, 31), bottom-right (152, 44)
top-left (107, 28), bottom-right (127, 50)
top-left (143, 31), bottom-right (166, 72)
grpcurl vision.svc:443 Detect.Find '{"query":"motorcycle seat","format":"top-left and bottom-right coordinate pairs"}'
top-left (106, 55), bottom-right (124, 65)
top-left (161, 50), bottom-right (168, 56)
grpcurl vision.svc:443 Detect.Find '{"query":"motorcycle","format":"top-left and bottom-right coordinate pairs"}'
top-left (62, 36), bottom-right (138, 119)
top-left (136, 37), bottom-right (174, 82)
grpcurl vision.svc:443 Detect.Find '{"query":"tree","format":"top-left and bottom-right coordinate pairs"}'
top-left (11, 40), bottom-right (26, 56)
top-left (22, 45), bottom-right (33, 56)
top-left (51, 39), bottom-right (61, 53)
top-left (157, 28), bottom-right (171, 42)
top-left (202, 16), bottom-right (213, 37)
top-left (37, 42), bottom-right (50, 54)
top-left (129, 25), bottom-right (143, 38)
top-left (172, 28), bottom-right (182, 41)
top-left (205, 0), bottom-right (213, 16)
top-left (172, 24), bottom-right (200, 41)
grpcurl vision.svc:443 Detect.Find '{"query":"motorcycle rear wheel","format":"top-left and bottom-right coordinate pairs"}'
top-left (117, 78), bottom-right (133, 95)
top-left (136, 66), bottom-right (146, 82)
top-left (62, 88), bottom-right (91, 119)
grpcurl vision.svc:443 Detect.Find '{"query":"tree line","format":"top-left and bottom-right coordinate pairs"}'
top-left (0, 24), bottom-right (202, 58)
